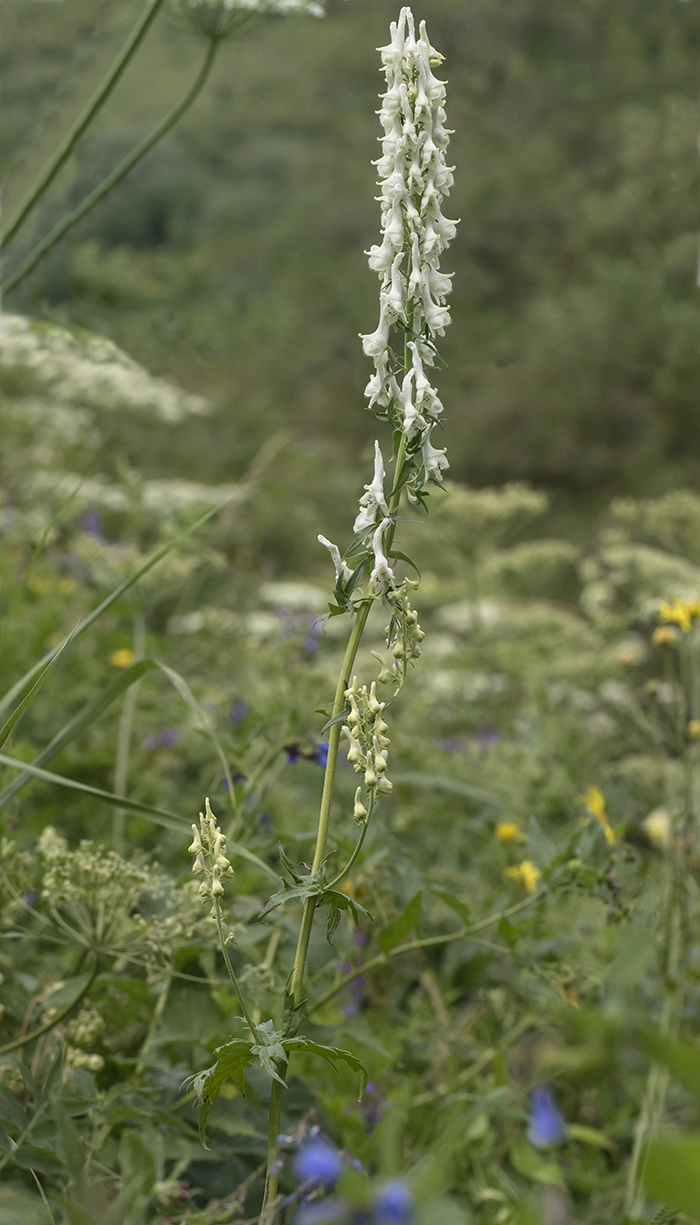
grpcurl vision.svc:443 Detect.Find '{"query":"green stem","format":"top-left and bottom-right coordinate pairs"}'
top-left (290, 598), bottom-right (373, 1003)
top-left (113, 610), bottom-right (146, 856)
top-left (0, 957), bottom-right (99, 1056)
top-left (134, 972), bottom-right (171, 1078)
top-left (328, 823), bottom-right (372, 891)
top-left (625, 846), bottom-right (683, 1219)
top-left (1, 0), bottom-right (167, 249)
top-left (213, 901), bottom-right (259, 1040)
top-left (2, 38), bottom-right (218, 295)
top-left (260, 597), bottom-right (374, 1224)
top-left (308, 894), bottom-right (538, 1016)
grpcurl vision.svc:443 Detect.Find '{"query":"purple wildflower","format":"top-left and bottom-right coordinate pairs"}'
top-left (374, 1181), bottom-right (414, 1224)
top-left (286, 745), bottom-right (302, 764)
top-left (230, 701), bottom-right (247, 724)
top-left (142, 728), bottom-right (179, 751)
top-left (358, 1082), bottom-right (387, 1133)
top-left (528, 1085), bottom-right (566, 1148)
top-left (295, 1141), bottom-right (342, 1189)
top-left (81, 508), bottom-right (103, 538)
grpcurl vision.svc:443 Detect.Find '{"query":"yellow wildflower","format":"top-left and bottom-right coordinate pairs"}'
top-left (495, 821), bottom-right (520, 843)
top-left (658, 597), bottom-right (700, 635)
top-left (652, 626), bottom-right (677, 647)
top-left (27, 576), bottom-right (53, 595)
top-left (582, 786), bottom-right (607, 825)
top-left (642, 809), bottom-right (671, 848)
top-left (505, 859), bottom-right (541, 894)
top-left (582, 786), bottom-right (615, 845)
top-left (110, 648), bottom-right (135, 668)
top-left (687, 720), bottom-right (700, 740)
top-left (59, 578), bottom-right (76, 595)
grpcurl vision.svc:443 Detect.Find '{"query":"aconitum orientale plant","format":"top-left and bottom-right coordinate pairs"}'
top-left (189, 9), bottom-right (458, 1221)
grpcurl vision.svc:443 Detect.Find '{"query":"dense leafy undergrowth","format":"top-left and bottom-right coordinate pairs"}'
top-left (3, 320), bottom-right (700, 1224)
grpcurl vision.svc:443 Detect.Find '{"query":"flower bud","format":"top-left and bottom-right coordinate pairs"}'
top-left (192, 852), bottom-right (206, 876)
top-left (377, 776), bottom-right (393, 794)
top-left (365, 766), bottom-right (377, 788)
top-left (353, 788), bottom-right (368, 821)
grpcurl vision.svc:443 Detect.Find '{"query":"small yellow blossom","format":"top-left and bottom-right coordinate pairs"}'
top-left (687, 720), bottom-right (700, 740)
top-left (658, 597), bottom-right (700, 635)
top-left (495, 821), bottom-right (520, 843)
top-left (582, 786), bottom-right (615, 845)
top-left (505, 859), bottom-right (541, 894)
top-left (110, 648), bottom-right (135, 668)
top-left (27, 576), bottom-right (53, 595)
top-left (582, 786), bottom-right (607, 825)
top-left (652, 626), bottom-right (677, 647)
top-left (643, 810), bottom-right (671, 848)
top-left (59, 578), bottom-right (76, 595)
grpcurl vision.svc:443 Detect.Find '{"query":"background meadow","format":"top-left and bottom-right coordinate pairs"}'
top-left (4, 1), bottom-right (700, 1222)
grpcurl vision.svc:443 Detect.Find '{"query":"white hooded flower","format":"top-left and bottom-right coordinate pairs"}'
top-left (353, 441), bottom-right (389, 533)
top-left (369, 517), bottom-right (396, 594)
top-left (318, 535), bottom-right (353, 583)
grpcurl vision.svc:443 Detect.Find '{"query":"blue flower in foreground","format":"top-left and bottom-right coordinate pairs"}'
top-left (374, 1181), bottom-right (413, 1224)
top-left (295, 1140), bottom-right (343, 1188)
top-left (528, 1085), bottom-right (566, 1148)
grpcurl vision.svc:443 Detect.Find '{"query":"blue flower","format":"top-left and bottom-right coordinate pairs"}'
top-left (528, 1085), bottom-right (566, 1148)
top-left (295, 1141), bottom-right (343, 1188)
top-left (374, 1180), bottom-right (413, 1224)
top-left (229, 701), bottom-right (248, 724)
top-left (313, 742), bottom-right (329, 768)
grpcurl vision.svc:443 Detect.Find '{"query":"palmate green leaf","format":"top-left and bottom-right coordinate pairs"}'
top-left (252, 1019), bottom-right (288, 1086)
top-left (258, 880), bottom-right (321, 921)
top-left (192, 1038), bottom-right (256, 1146)
top-left (324, 889), bottom-right (372, 943)
top-left (284, 1037), bottom-right (367, 1097)
top-left (0, 752), bottom-right (187, 831)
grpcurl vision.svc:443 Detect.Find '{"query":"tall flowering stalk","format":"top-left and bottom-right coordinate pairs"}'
top-left (189, 11), bottom-right (457, 1221)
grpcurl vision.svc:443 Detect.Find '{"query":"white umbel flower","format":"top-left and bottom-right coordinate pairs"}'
top-left (359, 6), bottom-right (457, 492)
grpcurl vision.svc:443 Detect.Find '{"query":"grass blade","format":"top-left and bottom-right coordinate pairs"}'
top-left (0, 752), bottom-right (186, 830)
top-left (0, 660), bottom-right (157, 807)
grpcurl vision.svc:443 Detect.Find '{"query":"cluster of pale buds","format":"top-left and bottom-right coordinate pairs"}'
top-left (341, 677), bottom-right (393, 799)
top-left (372, 582), bottom-right (425, 688)
top-left (189, 798), bottom-right (234, 914)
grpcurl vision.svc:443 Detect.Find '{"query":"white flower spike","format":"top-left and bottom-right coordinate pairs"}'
top-left (360, 5), bottom-right (457, 494)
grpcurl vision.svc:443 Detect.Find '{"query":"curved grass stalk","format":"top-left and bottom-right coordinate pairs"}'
top-left (113, 611), bottom-right (146, 856)
top-left (2, 38), bottom-right (219, 295)
top-left (307, 894), bottom-right (538, 1016)
top-left (0, 957), bottom-right (99, 1057)
top-left (1, 0), bottom-right (167, 249)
